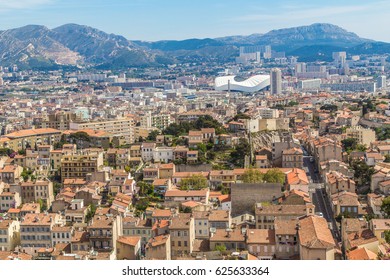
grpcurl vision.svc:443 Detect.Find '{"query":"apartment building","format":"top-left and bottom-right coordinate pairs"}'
top-left (282, 148), bottom-right (303, 168)
top-left (169, 213), bottom-right (195, 259)
top-left (0, 220), bottom-right (20, 251)
top-left (20, 213), bottom-right (61, 251)
top-left (106, 149), bottom-right (130, 169)
top-left (145, 234), bottom-right (171, 260)
top-left (2, 128), bottom-right (62, 151)
top-left (87, 213), bottom-right (122, 252)
top-left (70, 118), bottom-right (135, 143)
top-left (0, 165), bottom-right (23, 184)
top-left (20, 181), bottom-right (54, 207)
top-left (61, 149), bottom-right (104, 181)
top-left (255, 204), bottom-right (314, 229)
top-left (0, 192), bottom-right (21, 211)
top-left (35, 111), bottom-right (79, 130)
top-left (346, 126), bottom-right (376, 146)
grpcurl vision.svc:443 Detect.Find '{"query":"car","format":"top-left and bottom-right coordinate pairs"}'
top-left (315, 212), bottom-right (324, 218)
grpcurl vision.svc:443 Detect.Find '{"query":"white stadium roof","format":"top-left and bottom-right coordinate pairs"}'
top-left (215, 75), bottom-right (270, 93)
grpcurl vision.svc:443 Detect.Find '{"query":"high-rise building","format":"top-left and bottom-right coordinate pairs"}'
top-left (377, 75), bottom-right (387, 89)
top-left (295, 63), bottom-right (307, 74)
top-left (270, 68), bottom-right (282, 95)
top-left (332, 52), bottom-right (347, 67)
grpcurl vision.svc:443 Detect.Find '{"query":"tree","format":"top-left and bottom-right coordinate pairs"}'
top-left (341, 138), bottom-right (358, 153)
top-left (380, 196), bottom-right (390, 218)
top-left (263, 169), bottom-right (286, 184)
top-left (147, 130), bottom-right (160, 141)
top-left (135, 198), bottom-right (150, 212)
top-left (37, 198), bottom-right (47, 212)
top-left (180, 174), bottom-right (208, 190)
top-left (351, 160), bottom-right (375, 188)
top-left (320, 104), bottom-right (338, 112)
top-left (384, 154), bottom-right (390, 163)
top-left (215, 244), bottom-right (227, 253)
top-left (86, 203), bottom-right (97, 223)
top-left (230, 138), bottom-right (250, 167)
top-left (242, 169), bottom-right (264, 183)
top-left (385, 230), bottom-right (390, 244)
top-left (137, 181), bottom-right (154, 196)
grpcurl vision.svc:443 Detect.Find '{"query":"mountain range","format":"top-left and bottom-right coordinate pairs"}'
top-left (0, 23), bottom-right (389, 70)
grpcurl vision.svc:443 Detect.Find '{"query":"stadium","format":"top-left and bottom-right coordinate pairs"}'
top-left (214, 75), bottom-right (270, 93)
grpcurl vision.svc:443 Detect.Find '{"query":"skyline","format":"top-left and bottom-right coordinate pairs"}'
top-left (0, 0), bottom-right (389, 42)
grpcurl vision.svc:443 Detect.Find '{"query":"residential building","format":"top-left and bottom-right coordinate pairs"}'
top-left (298, 216), bottom-right (336, 260)
top-left (20, 213), bottom-right (61, 253)
top-left (0, 220), bottom-right (20, 251)
top-left (346, 126), bottom-right (376, 146)
top-left (61, 149), bottom-right (104, 181)
top-left (169, 213), bottom-right (195, 258)
top-left (116, 236), bottom-right (141, 260)
top-left (87, 213), bottom-right (122, 252)
top-left (145, 234), bottom-right (171, 260)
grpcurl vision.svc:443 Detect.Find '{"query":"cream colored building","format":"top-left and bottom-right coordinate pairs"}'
top-left (20, 180), bottom-right (55, 207)
top-left (61, 149), bottom-right (104, 181)
top-left (369, 219), bottom-right (390, 244)
top-left (70, 118), bottom-right (135, 143)
top-left (0, 220), bottom-right (20, 251)
top-left (116, 236), bottom-right (141, 260)
top-left (169, 213), bottom-right (195, 259)
top-left (346, 126), bottom-right (376, 146)
top-left (145, 234), bottom-right (171, 260)
top-left (20, 213), bottom-right (61, 252)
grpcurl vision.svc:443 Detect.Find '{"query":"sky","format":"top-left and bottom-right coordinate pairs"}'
top-left (0, 0), bottom-right (389, 42)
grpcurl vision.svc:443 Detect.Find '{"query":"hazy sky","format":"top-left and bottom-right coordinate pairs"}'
top-left (0, 0), bottom-right (389, 42)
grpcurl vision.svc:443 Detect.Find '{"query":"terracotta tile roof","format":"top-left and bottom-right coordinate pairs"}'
top-left (347, 247), bottom-right (377, 260)
top-left (169, 213), bottom-right (192, 229)
top-left (5, 128), bottom-right (60, 138)
top-left (117, 236), bottom-right (141, 247)
top-left (210, 228), bottom-right (245, 242)
top-left (298, 216), bottom-right (336, 249)
top-left (275, 219), bottom-right (298, 235)
top-left (21, 213), bottom-right (57, 226)
top-left (165, 189), bottom-right (208, 197)
top-left (246, 229), bottom-right (276, 244)
top-left (146, 234), bottom-right (170, 248)
top-left (0, 251), bottom-right (33, 260)
top-left (286, 168), bottom-right (309, 185)
top-left (371, 219), bottom-right (390, 230)
top-left (181, 201), bottom-right (201, 208)
top-left (209, 210), bottom-right (230, 222)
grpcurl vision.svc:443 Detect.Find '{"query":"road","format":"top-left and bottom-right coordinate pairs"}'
top-left (302, 152), bottom-right (341, 242)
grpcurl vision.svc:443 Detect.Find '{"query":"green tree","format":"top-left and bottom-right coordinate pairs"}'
top-left (86, 203), bottom-right (97, 223)
top-left (384, 230), bottom-right (390, 244)
top-left (320, 104), bottom-right (338, 112)
top-left (135, 198), bottom-right (150, 212)
top-left (381, 196), bottom-right (390, 218)
top-left (180, 174), bottom-right (208, 190)
top-left (263, 169), bottom-right (286, 184)
top-left (37, 198), bottom-right (47, 212)
top-left (351, 160), bottom-right (375, 188)
top-left (215, 244), bottom-right (227, 253)
top-left (137, 181), bottom-right (154, 196)
top-left (230, 138), bottom-right (250, 167)
top-left (384, 154), bottom-right (390, 163)
top-left (242, 169), bottom-right (264, 183)
top-left (341, 138), bottom-right (358, 153)
top-left (147, 130), bottom-right (160, 141)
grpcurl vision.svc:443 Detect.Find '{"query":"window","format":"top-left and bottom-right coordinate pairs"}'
top-left (178, 241), bottom-right (181, 247)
